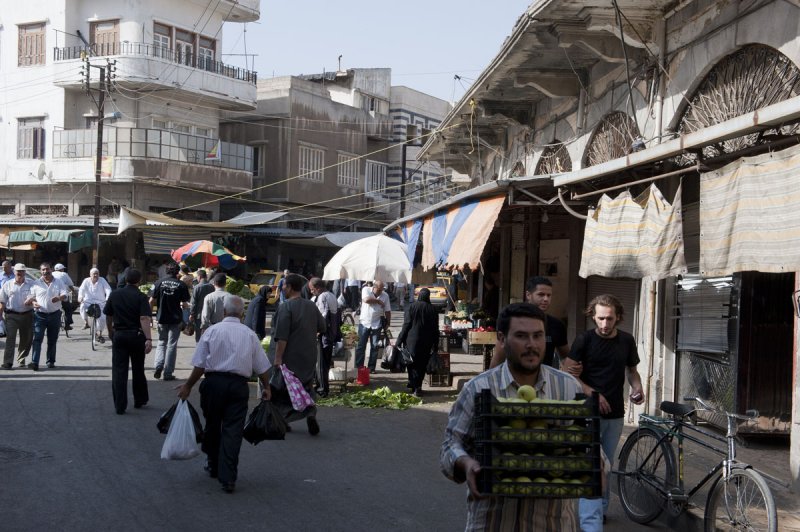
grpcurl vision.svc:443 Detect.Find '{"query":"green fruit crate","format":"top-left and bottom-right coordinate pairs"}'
top-left (474, 389), bottom-right (602, 498)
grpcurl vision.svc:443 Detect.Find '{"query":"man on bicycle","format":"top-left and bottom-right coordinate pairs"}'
top-left (78, 268), bottom-right (113, 343)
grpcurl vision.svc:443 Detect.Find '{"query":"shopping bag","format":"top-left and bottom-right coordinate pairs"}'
top-left (243, 400), bottom-right (288, 444)
top-left (160, 399), bottom-right (201, 460)
top-left (280, 364), bottom-right (315, 411)
top-left (0, 320), bottom-right (6, 338)
top-left (426, 351), bottom-right (444, 374)
top-left (356, 365), bottom-right (370, 386)
top-left (157, 400), bottom-right (204, 443)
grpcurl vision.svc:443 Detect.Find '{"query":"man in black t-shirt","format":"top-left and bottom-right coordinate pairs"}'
top-left (149, 263), bottom-right (190, 381)
top-left (564, 294), bottom-right (644, 528)
top-left (104, 269), bottom-right (153, 415)
top-left (489, 276), bottom-right (569, 369)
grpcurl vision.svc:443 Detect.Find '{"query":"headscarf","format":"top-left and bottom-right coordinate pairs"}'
top-left (417, 287), bottom-right (431, 303)
top-left (257, 285), bottom-right (270, 299)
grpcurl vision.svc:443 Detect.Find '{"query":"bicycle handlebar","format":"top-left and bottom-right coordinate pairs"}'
top-left (683, 396), bottom-right (758, 420)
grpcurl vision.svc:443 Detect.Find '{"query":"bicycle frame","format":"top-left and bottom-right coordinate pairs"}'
top-left (636, 413), bottom-right (732, 502)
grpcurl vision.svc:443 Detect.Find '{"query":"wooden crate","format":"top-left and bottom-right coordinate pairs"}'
top-left (468, 331), bottom-right (497, 345)
top-left (428, 372), bottom-right (453, 387)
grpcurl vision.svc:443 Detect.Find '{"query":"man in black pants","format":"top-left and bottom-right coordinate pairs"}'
top-left (104, 269), bottom-right (153, 415)
top-left (177, 295), bottom-right (271, 494)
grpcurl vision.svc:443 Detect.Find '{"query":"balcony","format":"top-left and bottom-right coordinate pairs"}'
top-left (53, 43), bottom-right (257, 110)
top-left (221, 0), bottom-right (260, 22)
top-left (51, 127), bottom-right (253, 192)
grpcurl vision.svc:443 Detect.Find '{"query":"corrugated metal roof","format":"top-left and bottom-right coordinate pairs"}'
top-left (0, 216), bottom-right (117, 228)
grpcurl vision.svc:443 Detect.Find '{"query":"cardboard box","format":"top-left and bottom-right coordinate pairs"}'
top-left (469, 331), bottom-right (497, 345)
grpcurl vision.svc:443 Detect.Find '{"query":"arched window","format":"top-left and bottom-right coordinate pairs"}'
top-left (583, 111), bottom-right (640, 167)
top-left (676, 44), bottom-right (800, 160)
top-left (535, 142), bottom-right (572, 174)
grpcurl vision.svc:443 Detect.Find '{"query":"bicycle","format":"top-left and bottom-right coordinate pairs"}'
top-left (616, 396), bottom-right (777, 531)
top-left (86, 303), bottom-right (105, 351)
top-left (61, 309), bottom-right (70, 338)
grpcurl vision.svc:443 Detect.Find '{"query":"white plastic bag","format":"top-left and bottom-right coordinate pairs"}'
top-left (160, 399), bottom-right (201, 460)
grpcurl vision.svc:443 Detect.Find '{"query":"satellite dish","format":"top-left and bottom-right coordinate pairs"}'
top-left (36, 162), bottom-right (47, 179)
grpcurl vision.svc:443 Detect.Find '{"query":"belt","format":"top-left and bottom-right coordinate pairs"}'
top-left (35, 310), bottom-right (60, 315)
top-left (5, 309), bottom-right (32, 314)
top-left (205, 372), bottom-right (248, 382)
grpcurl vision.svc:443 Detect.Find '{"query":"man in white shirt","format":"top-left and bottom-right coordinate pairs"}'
top-left (52, 263), bottom-right (76, 331)
top-left (0, 263), bottom-right (35, 368)
top-left (29, 262), bottom-right (68, 370)
top-left (354, 280), bottom-right (391, 372)
top-left (177, 295), bottom-right (271, 494)
top-left (1, 260), bottom-right (14, 286)
top-left (200, 273), bottom-right (229, 332)
top-left (78, 267), bottom-right (113, 342)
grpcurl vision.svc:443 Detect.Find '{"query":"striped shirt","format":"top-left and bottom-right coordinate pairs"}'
top-left (190, 317), bottom-right (271, 378)
top-left (440, 363), bottom-right (583, 531)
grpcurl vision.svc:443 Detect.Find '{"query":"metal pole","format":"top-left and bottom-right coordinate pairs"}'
top-left (400, 143), bottom-right (407, 218)
top-left (92, 66), bottom-right (106, 267)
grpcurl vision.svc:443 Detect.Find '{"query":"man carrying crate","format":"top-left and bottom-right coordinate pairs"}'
top-left (441, 303), bottom-right (594, 531)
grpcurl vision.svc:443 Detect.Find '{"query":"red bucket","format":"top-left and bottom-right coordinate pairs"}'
top-left (356, 366), bottom-right (370, 386)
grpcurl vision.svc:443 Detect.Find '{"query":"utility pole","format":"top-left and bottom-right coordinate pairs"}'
top-left (81, 55), bottom-right (116, 267)
top-left (400, 142), bottom-right (408, 218)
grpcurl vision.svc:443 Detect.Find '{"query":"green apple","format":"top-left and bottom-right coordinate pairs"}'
top-left (517, 384), bottom-right (537, 402)
top-left (565, 425), bottom-right (585, 443)
top-left (509, 418), bottom-right (527, 430)
top-left (501, 452), bottom-right (519, 469)
top-left (551, 477), bottom-right (567, 496)
top-left (528, 419), bottom-right (548, 430)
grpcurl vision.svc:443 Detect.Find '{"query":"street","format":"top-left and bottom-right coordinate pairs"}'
top-left (0, 312), bottom-right (681, 532)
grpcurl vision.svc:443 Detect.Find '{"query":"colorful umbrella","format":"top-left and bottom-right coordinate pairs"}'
top-left (170, 240), bottom-right (246, 270)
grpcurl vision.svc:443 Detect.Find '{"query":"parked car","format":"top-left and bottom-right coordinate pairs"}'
top-left (248, 270), bottom-right (284, 307)
top-left (413, 272), bottom-right (467, 311)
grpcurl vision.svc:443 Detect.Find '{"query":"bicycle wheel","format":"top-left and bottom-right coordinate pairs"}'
top-left (61, 312), bottom-right (70, 338)
top-left (90, 316), bottom-right (97, 351)
top-left (704, 468), bottom-right (777, 532)
top-left (617, 427), bottom-right (677, 524)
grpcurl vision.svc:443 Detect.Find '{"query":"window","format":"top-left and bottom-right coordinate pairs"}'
top-left (195, 127), bottom-right (213, 137)
top-left (152, 118), bottom-right (168, 130)
top-left (149, 206), bottom-right (211, 221)
top-left (365, 160), bottom-right (387, 197)
top-left (90, 20), bottom-right (119, 56)
top-left (0, 205), bottom-right (16, 215)
top-left (26, 205), bottom-right (68, 215)
top-left (198, 36), bottom-right (215, 71)
top-left (153, 23), bottom-right (171, 58)
top-left (79, 205), bottom-right (117, 217)
top-left (252, 145), bottom-right (266, 177)
top-left (337, 152), bottom-right (359, 187)
top-left (17, 117), bottom-right (45, 159)
top-left (172, 123), bottom-right (191, 134)
top-left (299, 144), bottom-right (324, 182)
top-left (18, 22), bottom-right (46, 66)
top-left (175, 29), bottom-right (194, 66)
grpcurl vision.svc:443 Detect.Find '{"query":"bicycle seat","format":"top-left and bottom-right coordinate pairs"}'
top-left (659, 401), bottom-right (693, 417)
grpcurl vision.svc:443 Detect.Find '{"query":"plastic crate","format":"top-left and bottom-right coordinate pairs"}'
top-left (428, 372), bottom-right (452, 387)
top-left (447, 333), bottom-right (462, 348)
top-left (473, 389), bottom-right (602, 499)
top-left (438, 335), bottom-right (450, 353)
top-left (437, 352), bottom-right (451, 371)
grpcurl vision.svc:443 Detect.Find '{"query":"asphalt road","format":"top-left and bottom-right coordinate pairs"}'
top-left (1, 316), bottom-right (684, 531)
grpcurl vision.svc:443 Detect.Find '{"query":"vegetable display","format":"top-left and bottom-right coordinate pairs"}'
top-left (316, 386), bottom-right (422, 410)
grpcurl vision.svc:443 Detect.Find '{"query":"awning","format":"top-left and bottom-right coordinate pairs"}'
top-left (700, 143), bottom-right (800, 276)
top-left (393, 220), bottom-right (422, 266)
top-left (8, 229), bottom-right (94, 253)
top-left (117, 207), bottom-right (286, 233)
top-left (143, 228), bottom-right (212, 255)
top-left (421, 195), bottom-right (506, 271)
top-left (579, 184), bottom-right (687, 280)
top-left (276, 232), bottom-right (379, 248)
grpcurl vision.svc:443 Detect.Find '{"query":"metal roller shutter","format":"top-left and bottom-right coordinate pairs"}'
top-left (584, 276), bottom-right (640, 335)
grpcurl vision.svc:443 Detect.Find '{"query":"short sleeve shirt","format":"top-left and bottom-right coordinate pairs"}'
top-left (567, 329), bottom-right (640, 419)
top-left (104, 285), bottom-right (151, 331)
top-left (152, 277), bottom-right (190, 324)
top-left (358, 286), bottom-right (390, 329)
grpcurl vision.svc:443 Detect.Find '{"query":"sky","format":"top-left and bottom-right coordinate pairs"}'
top-left (222, 0), bottom-right (533, 104)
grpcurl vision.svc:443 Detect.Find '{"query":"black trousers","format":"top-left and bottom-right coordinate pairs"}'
top-left (316, 336), bottom-right (333, 395)
top-left (199, 373), bottom-right (249, 485)
top-left (408, 350), bottom-right (433, 390)
top-left (111, 330), bottom-right (148, 412)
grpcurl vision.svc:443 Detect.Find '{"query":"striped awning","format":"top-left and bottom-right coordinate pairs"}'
top-left (394, 220), bottom-right (423, 266)
top-left (579, 184), bottom-right (687, 280)
top-left (143, 228), bottom-right (210, 255)
top-left (700, 144), bottom-right (800, 276)
top-left (421, 195), bottom-right (505, 270)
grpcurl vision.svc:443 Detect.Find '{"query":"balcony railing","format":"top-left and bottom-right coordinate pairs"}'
top-left (52, 127), bottom-right (253, 172)
top-left (53, 42), bottom-right (257, 84)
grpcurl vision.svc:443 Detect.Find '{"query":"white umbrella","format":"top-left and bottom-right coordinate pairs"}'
top-left (322, 234), bottom-right (412, 283)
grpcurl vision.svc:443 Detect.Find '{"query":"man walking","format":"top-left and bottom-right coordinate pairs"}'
top-left (309, 277), bottom-right (338, 397)
top-left (29, 262), bottom-right (68, 370)
top-left (78, 267), bottom-right (113, 342)
top-left (563, 294), bottom-right (645, 529)
top-left (200, 273), bottom-right (228, 332)
top-left (104, 269), bottom-right (153, 415)
top-left (0, 263), bottom-right (35, 369)
top-left (177, 295), bottom-right (271, 494)
top-left (355, 280), bottom-right (390, 373)
top-left (52, 263), bottom-right (75, 331)
top-left (149, 263), bottom-right (190, 381)
top-left (270, 274), bottom-right (326, 434)
top-left (489, 275), bottom-right (569, 370)
top-left (189, 269), bottom-right (214, 342)
top-left (441, 303), bottom-right (585, 530)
